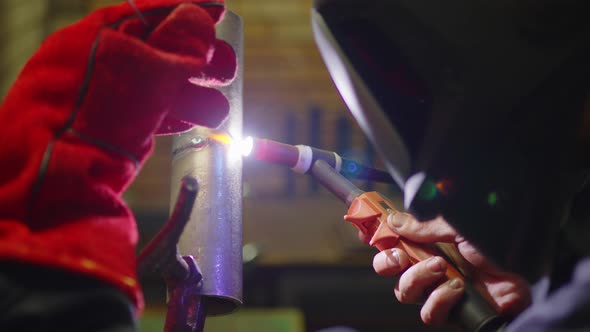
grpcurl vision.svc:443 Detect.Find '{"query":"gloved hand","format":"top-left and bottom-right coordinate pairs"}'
top-left (0, 0), bottom-right (236, 312)
top-left (371, 213), bottom-right (531, 327)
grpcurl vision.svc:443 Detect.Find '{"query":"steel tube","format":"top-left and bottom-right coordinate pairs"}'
top-left (169, 9), bottom-right (243, 315)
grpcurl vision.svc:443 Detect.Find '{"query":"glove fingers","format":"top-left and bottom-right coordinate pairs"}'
top-left (146, 3), bottom-right (236, 84)
top-left (118, 3), bottom-right (236, 85)
top-left (199, 3), bottom-right (226, 23)
top-left (117, 13), bottom-right (167, 39)
top-left (189, 39), bottom-right (237, 87)
top-left (172, 83), bottom-right (230, 128)
top-left (156, 84), bottom-right (230, 135)
top-left (155, 117), bottom-right (195, 135)
top-left (137, 1), bottom-right (225, 22)
top-left (147, 3), bottom-right (216, 61)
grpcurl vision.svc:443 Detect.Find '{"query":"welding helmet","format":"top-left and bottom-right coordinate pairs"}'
top-left (312, 0), bottom-right (590, 281)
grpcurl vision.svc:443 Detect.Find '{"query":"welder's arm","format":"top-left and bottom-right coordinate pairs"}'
top-left (0, 1), bottom-right (236, 311)
top-left (371, 213), bottom-right (531, 328)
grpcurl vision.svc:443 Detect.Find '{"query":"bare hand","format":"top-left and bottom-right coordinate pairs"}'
top-left (370, 213), bottom-right (532, 327)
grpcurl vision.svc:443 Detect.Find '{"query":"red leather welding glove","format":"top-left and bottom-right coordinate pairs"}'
top-left (0, 0), bottom-right (236, 313)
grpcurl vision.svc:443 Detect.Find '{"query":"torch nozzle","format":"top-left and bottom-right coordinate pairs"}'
top-left (209, 134), bottom-right (396, 184)
top-left (242, 137), bottom-right (397, 184)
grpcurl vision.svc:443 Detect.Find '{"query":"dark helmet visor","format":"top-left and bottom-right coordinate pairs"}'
top-left (313, 0), bottom-right (590, 280)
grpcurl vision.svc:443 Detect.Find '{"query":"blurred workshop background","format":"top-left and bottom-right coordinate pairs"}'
top-left (0, 1), bottom-right (454, 331)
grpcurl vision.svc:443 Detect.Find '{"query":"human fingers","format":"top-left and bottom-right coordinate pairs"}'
top-left (388, 213), bottom-right (460, 243)
top-left (394, 256), bottom-right (448, 304)
top-left (456, 242), bottom-right (532, 316)
top-left (479, 273), bottom-right (532, 317)
top-left (372, 248), bottom-right (411, 277)
top-left (420, 278), bottom-right (465, 327)
top-left (358, 230), bottom-right (371, 244)
top-left (454, 240), bottom-right (496, 269)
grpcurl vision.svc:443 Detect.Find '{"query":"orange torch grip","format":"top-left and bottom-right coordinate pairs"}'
top-left (308, 159), bottom-right (502, 331)
top-left (344, 192), bottom-right (464, 280)
top-left (344, 192), bottom-right (503, 332)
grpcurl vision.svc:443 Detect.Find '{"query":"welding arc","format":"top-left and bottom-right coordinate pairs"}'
top-left (249, 137), bottom-right (396, 184)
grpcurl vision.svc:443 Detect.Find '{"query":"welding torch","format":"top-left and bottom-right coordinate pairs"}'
top-left (309, 159), bottom-right (505, 332)
top-left (230, 136), bottom-right (396, 183)
top-left (217, 134), bottom-right (504, 330)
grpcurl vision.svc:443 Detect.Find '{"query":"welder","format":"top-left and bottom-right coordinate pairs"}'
top-left (0, 1), bottom-right (236, 331)
top-left (313, 0), bottom-right (590, 330)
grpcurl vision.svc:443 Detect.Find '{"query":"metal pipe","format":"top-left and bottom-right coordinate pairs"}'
top-left (169, 9), bottom-right (243, 316)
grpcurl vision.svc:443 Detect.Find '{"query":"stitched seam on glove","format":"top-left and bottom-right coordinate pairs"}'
top-left (25, 29), bottom-right (103, 223)
top-left (109, 8), bottom-right (179, 29)
top-left (25, 2), bottom-right (227, 222)
top-left (27, 141), bottom-right (56, 222)
top-left (67, 129), bottom-right (140, 169)
top-left (108, 2), bottom-right (224, 29)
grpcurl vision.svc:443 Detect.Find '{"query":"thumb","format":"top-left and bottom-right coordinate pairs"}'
top-left (387, 212), bottom-right (460, 243)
